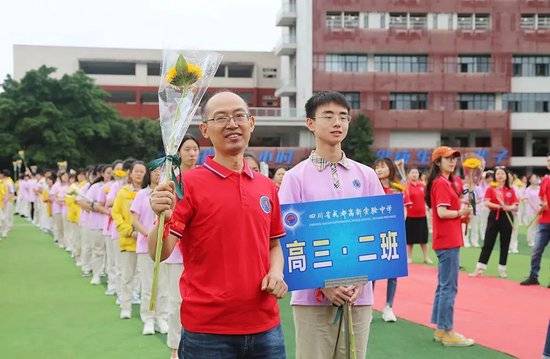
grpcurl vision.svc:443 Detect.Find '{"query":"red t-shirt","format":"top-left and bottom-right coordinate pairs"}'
top-left (453, 176), bottom-right (465, 198)
top-left (167, 156), bottom-right (285, 334)
top-left (484, 186), bottom-right (519, 219)
top-left (406, 181), bottom-right (426, 218)
top-left (430, 175), bottom-right (463, 250)
top-left (539, 175), bottom-right (550, 224)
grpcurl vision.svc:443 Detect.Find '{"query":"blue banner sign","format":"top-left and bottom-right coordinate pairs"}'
top-left (280, 194), bottom-right (408, 291)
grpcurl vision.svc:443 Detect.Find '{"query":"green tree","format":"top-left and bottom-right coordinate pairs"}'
top-left (343, 113), bottom-right (376, 165)
top-left (0, 66), bottom-right (162, 170)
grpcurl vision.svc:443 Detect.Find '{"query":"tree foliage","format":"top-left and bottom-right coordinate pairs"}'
top-left (0, 66), bottom-right (162, 171)
top-left (343, 113), bottom-right (376, 166)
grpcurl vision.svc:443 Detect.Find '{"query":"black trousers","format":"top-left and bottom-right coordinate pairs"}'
top-left (478, 211), bottom-right (513, 266)
top-left (30, 202), bottom-right (35, 220)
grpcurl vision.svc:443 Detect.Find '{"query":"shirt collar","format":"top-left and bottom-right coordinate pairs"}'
top-left (309, 150), bottom-right (351, 172)
top-left (203, 156), bottom-right (254, 179)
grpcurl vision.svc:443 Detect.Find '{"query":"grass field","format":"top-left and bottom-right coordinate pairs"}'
top-left (2, 216), bottom-right (540, 358)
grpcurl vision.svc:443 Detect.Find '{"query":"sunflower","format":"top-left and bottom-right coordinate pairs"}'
top-left (165, 67), bottom-right (177, 84)
top-left (187, 63), bottom-right (203, 81)
top-left (462, 157), bottom-right (482, 170)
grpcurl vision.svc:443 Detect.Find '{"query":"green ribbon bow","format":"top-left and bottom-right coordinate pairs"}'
top-left (147, 154), bottom-right (183, 199)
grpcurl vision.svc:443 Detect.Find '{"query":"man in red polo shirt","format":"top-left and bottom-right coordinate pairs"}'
top-left (149, 91), bottom-right (287, 359)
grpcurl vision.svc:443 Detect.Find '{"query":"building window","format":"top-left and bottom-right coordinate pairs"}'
top-left (140, 92), bottom-right (158, 104)
top-left (389, 13), bottom-right (427, 29)
top-left (503, 93), bottom-right (550, 113)
top-left (342, 92), bottom-right (360, 109)
top-left (389, 13), bottom-right (408, 28)
top-left (513, 56), bottom-right (550, 77)
top-left (533, 136), bottom-right (550, 156)
top-left (326, 12), bottom-right (343, 29)
top-left (409, 13), bottom-right (427, 29)
top-left (107, 91), bottom-right (135, 104)
top-left (457, 93), bottom-right (495, 110)
top-left (326, 12), bottom-right (359, 29)
top-left (261, 95), bottom-right (278, 107)
top-left (441, 133), bottom-right (469, 147)
top-left (343, 12), bottom-right (360, 28)
top-left (215, 64), bottom-right (226, 77)
top-left (475, 136), bottom-right (491, 147)
top-left (325, 54), bottom-right (368, 72)
top-left (457, 14), bottom-right (473, 29)
top-left (475, 14), bottom-right (490, 30)
top-left (458, 55), bottom-right (491, 73)
top-left (512, 136), bottom-right (525, 156)
top-left (390, 93), bottom-right (428, 110)
top-left (521, 14), bottom-right (536, 29)
top-left (375, 55), bottom-right (428, 73)
top-left (539, 14), bottom-right (550, 29)
top-left (520, 14), bottom-right (550, 30)
top-left (147, 63), bottom-right (161, 76)
top-left (362, 13), bottom-right (369, 28)
top-left (79, 61), bottom-right (135, 75)
top-left (262, 68), bottom-right (277, 79)
top-left (457, 14), bottom-right (490, 30)
top-left (227, 64), bottom-right (254, 78)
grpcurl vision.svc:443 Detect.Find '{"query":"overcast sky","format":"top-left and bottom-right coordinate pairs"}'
top-left (0, 0), bottom-right (281, 81)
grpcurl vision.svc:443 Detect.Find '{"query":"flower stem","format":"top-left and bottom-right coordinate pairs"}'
top-left (149, 160), bottom-right (173, 312)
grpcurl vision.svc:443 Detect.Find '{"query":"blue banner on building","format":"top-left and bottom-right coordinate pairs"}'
top-left (280, 194), bottom-right (408, 291)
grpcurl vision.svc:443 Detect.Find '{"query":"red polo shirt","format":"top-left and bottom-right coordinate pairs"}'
top-left (431, 175), bottom-right (463, 250)
top-left (539, 175), bottom-right (550, 224)
top-left (406, 181), bottom-right (427, 218)
top-left (167, 156), bottom-right (285, 334)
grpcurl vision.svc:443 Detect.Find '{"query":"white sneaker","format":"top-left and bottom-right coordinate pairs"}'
top-left (382, 305), bottom-right (397, 322)
top-left (90, 276), bottom-right (101, 285)
top-left (464, 242), bottom-right (471, 248)
top-left (81, 271), bottom-right (91, 277)
top-left (498, 265), bottom-right (508, 278)
top-left (132, 294), bottom-right (141, 305)
top-left (105, 288), bottom-right (116, 296)
top-left (142, 321), bottom-right (155, 335)
top-left (155, 320), bottom-right (169, 334)
top-left (116, 298), bottom-right (121, 306)
top-left (120, 309), bottom-right (131, 319)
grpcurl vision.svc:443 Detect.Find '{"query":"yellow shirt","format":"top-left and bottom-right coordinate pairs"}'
top-left (111, 184), bottom-right (138, 252)
top-left (0, 179), bottom-right (6, 209)
top-left (41, 187), bottom-right (52, 217)
top-left (65, 183), bottom-right (81, 223)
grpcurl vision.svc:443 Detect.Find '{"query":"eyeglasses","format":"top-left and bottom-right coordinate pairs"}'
top-left (205, 112), bottom-right (250, 126)
top-left (312, 114), bottom-right (351, 123)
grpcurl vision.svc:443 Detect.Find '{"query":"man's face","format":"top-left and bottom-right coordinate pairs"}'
top-left (199, 93), bottom-right (255, 157)
top-left (306, 102), bottom-right (350, 147)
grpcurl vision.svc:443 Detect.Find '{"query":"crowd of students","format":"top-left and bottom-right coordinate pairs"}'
top-left (0, 90), bottom-right (548, 358)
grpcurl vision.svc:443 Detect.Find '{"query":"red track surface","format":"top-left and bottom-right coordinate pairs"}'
top-left (373, 264), bottom-right (550, 359)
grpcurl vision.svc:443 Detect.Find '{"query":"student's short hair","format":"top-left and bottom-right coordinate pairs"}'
top-left (305, 91), bottom-right (351, 119)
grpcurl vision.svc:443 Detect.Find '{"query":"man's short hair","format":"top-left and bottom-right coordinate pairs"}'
top-left (305, 91), bottom-right (351, 119)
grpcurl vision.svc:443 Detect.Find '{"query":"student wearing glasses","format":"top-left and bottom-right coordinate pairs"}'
top-left (278, 91), bottom-right (385, 358)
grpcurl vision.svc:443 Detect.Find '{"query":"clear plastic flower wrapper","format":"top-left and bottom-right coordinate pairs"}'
top-left (462, 155), bottom-right (484, 216)
top-left (149, 50), bottom-right (222, 311)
